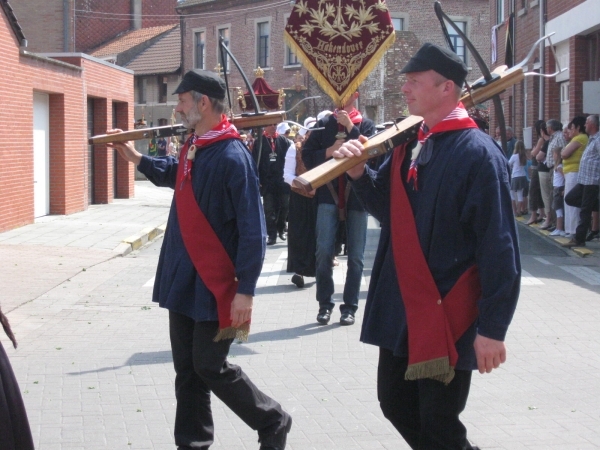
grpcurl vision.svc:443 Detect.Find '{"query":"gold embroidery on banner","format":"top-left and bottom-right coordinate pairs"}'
top-left (285, 0), bottom-right (395, 105)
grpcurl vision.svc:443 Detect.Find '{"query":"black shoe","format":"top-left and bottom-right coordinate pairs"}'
top-left (316, 308), bottom-right (331, 325)
top-left (291, 274), bottom-right (304, 288)
top-left (586, 230), bottom-right (599, 241)
top-left (267, 236), bottom-right (277, 245)
top-left (340, 313), bottom-right (355, 326)
top-left (259, 413), bottom-right (292, 450)
top-left (278, 231), bottom-right (287, 241)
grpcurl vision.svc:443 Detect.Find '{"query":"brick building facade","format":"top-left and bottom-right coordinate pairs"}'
top-left (490, 0), bottom-right (600, 147)
top-left (176, 0), bottom-right (490, 124)
top-left (0, 1), bottom-right (135, 233)
top-left (11, 0), bottom-right (178, 53)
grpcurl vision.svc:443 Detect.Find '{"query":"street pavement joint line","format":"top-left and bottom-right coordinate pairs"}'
top-left (520, 270), bottom-right (544, 286)
top-left (332, 260), bottom-right (367, 286)
top-left (559, 265), bottom-right (600, 286)
top-left (533, 257), bottom-right (553, 266)
top-left (4, 253), bottom-right (120, 314)
top-left (257, 251), bottom-right (288, 287)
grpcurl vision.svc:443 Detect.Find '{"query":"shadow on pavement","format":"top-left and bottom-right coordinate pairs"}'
top-left (246, 322), bottom-right (339, 344)
top-left (67, 350), bottom-right (173, 375)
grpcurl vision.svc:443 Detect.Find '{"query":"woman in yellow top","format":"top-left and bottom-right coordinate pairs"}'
top-left (561, 116), bottom-right (588, 237)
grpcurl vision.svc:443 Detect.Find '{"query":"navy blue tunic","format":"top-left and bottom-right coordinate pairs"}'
top-left (351, 128), bottom-right (521, 370)
top-left (302, 113), bottom-right (375, 210)
top-left (137, 138), bottom-right (266, 322)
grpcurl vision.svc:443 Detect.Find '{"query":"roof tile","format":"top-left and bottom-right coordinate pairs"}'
top-left (90, 24), bottom-right (177, 58)
top-left (125, 26), bottom-right (181, 75)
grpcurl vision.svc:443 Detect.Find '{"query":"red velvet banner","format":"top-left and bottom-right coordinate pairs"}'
top-left (284, 0), bottom-right (395, 107)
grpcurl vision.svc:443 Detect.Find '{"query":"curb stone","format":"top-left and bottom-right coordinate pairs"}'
top-left (114, 223), bottom-right (167, 256)
top-left (516, 216), bottom-right (596, 258)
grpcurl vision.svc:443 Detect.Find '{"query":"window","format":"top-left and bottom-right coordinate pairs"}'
top-left (137, 77), bottom-right (147, 104)
top-left (446, 20), bottom-right (467, 64)
top-left (195, 31), bottom-right (205, 69)
top-left (286, 46), bottom-right (299, 66)
top-left (496, 0), bottom-right (504, 24)
top-left (158, 76), bottom-right (168, 104)
top-left (392, 17), bottom-right (404, 31)
top-left (217, 27), bottom-right (230, 73)
top-left (257, 21), bottom-right (270, 68)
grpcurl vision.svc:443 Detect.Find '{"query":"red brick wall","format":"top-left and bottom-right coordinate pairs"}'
top-left (0, 9), bottom-right (135, 232)
top-left (544, 47), bottom-right (561, 123)
top-left (11, 0), bottom-right (66, 52)
top-left (490, 0), bottom-right (598, 142)
top-left (13, 0), bottom-right (179, 54)
top-left (141, 0), bottom-right (178, 29)
top-left (0, 11), bottom-right (29, 231)
top-left (570, 35), bottom-right (588, 119)
top-left (547, 0), bottom-right (586, 20)
top-left (114, 102), bottom-right (134, 199)
top-left (179, 0), bottom-right (489, 120)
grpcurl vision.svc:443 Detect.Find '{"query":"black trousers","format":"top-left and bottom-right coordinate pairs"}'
top-left (377, 348), bottom-right (475, 450)
top-left (169, 312), bottom-right (286, 449)
top-left (565, 183), bottom-right (599, 243)
top-left (263, 190), bottom-right (290, 239)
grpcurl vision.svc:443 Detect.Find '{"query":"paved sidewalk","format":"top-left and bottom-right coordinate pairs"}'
top-left (0, 181), bottom-right (171, 313)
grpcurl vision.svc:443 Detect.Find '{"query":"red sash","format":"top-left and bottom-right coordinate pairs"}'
top-left (390, 139), bottom-right (481, 384)
top-left (175, 117), bottom-right (246, 341)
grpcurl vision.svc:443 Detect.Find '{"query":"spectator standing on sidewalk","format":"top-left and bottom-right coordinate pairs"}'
top-left (561, 116), bottom-right (588, 237)
top-left (526, 120), bottom-right (548, 225)
top-left (508, 140), bottom-right (528, 216)
top-left (563, 115), bottom-right (600, 247)
top-left (107, 69), bottom-right (291, 450)
top-left (537, 120), bottom-right (566, 230)
top-left (334, 43), bottom-right (520, 450)
top-left (302, 92), bottom-right (375, 326)
top-left (550, 149), bottom-right (566, 237)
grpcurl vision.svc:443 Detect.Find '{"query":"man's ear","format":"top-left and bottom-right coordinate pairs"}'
top-left (197, 95), bottom-right (208, 112)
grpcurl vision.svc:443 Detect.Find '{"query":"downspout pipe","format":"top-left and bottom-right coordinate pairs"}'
top-left (539, 0), bottom-right (545, 120)
top-left (63, 0), bottom-right (70, 51)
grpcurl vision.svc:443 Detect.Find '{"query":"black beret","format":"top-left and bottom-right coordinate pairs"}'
top-left (400, 43), bottom-right (468, 87)
top-left (172, 69), bottom-right (226, 100)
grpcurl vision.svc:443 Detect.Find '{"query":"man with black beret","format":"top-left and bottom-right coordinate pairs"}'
top-left (108, 69), bottom-right (292, 450)
top-left (334, 43), bottom-right (520, 448)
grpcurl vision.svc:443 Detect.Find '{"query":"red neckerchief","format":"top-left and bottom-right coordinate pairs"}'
top-left (182, 116), bottom-right (241, 183)
top-left (175, 116), bottom-right (248, 342)
top-left (407, 103), bottom-right (478, 190)
top-left (263, 131), bottom-right (279, 153)
top-left (390, 141), bottom-right (481, 384)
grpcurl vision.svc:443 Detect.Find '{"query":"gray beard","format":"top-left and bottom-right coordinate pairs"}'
top-left (180, 105), bottom-right (201, 130)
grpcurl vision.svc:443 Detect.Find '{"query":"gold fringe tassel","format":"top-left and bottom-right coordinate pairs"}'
top-left (213, 323), bottom-right (250, 343)
top-left (283, 30), bottom-right (396, 107)
top-left (404, 357), bottom-right (456, 385)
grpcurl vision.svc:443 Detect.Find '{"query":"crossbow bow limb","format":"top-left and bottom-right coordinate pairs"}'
top-left (89, 38), bottom-right (320, 146)
top-left (435, 1), bottom-right (564, 153)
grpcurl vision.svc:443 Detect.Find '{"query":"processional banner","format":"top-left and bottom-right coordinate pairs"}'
top-left (284, 0), bottom-right (395, 107)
